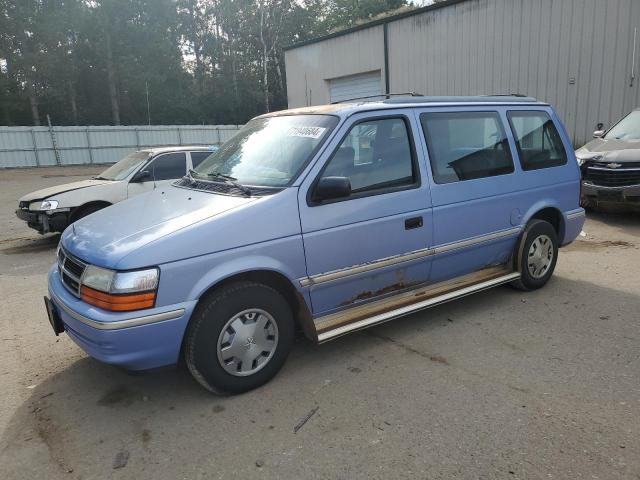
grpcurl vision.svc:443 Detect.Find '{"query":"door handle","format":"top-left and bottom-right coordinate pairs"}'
top-left (405, 216), bottom-right (423, 230)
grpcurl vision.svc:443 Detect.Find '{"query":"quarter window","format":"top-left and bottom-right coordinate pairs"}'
top-left (147, 152), bottom-right (186, 180)
top-left (420, 111), bottom-right (514, 184)
top-left (190, 151), bottom-right (211, 168)
top-left (320, 117), bottom-right (416, 195)
top-left (508, 111), bottom-right (567, 171)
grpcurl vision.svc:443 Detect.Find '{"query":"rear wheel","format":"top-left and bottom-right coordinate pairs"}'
top-left (184, 281), bottom-right (294, 394)
top-left (511, 219), bottom-right (558, 291)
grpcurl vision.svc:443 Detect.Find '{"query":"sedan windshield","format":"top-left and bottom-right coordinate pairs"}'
top-left (605, 110), bottom-right (640, 140)
top-left (192, 115), bottom-right (338, 187)
top-left (97, 151), bottom-right (151, 181)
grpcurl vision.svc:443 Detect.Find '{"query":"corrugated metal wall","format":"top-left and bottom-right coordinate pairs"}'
top-left (285, 0), bottom-right (640, 147)
top-left (0, 125), bottom-right (241, 168)
top-left (284, 25), bottom-right (385, 107)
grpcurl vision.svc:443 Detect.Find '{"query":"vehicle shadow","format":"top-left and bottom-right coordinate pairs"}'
top-left (1, 276), bottom-right (638, 478)
top-left (0, 234), bottom-right (60, 255)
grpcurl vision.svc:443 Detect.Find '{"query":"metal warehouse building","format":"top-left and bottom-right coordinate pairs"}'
top-left (284, 0), bottom-right (640, 147)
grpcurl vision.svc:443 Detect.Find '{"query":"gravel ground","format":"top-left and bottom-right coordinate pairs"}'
top-left (0, 166), bottom-right (639, 479)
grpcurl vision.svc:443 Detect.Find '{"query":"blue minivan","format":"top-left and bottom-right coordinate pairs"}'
top-left (46, 96), bottom-right (585, 393)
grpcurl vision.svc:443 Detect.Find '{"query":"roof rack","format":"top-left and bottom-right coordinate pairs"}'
top-left (330, 91), bottom-right (423, 104)
top-left (383, 94), bottom-right (539, 104)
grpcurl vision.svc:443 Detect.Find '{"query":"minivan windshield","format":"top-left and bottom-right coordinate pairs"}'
top-left (605, 110), bottom-right (640, 140)
top-left (96, 151), bottom-right (151, 181)
top-left (192, 115), bottom-right (338, 187)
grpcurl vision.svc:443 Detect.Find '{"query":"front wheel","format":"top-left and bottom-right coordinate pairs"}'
top-left (511, 219), bottom-right (559, 291)
top-left (184, 281), bottom-right (294, 394)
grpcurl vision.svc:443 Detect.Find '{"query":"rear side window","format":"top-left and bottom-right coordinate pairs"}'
top-left (190, 151), bottom-right (211, 168)
top-left (420, 112), bottom-right (514, 184)
top-left (148, 152), bottom-right (186, 180)
top-left (320, 117), bottom-right (417, 195)
top-left (508, 111), bottom-right (567, 171)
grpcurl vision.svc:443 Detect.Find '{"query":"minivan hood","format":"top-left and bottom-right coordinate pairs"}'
top-left (19, 179), bottom-right (113, 203)
top-left (62, 184), bottom-right (257, 267)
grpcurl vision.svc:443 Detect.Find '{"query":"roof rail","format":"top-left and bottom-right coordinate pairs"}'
top-left (330, 91), bottom-right (423, 104)
top-left (383, 95), bottom-right (539, 104)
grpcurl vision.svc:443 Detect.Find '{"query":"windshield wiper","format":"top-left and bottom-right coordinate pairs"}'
top-left (93, 176), bottom-right (112, 180)
top-left (206, 172), bottom-right (252, 196)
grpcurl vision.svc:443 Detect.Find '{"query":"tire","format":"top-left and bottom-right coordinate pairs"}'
top-left (71, 203), bottom-right (108, 223)
top-left (184, 281), bottom-right (294, 394)
top-left (511, 219), bottom-right (559, 291)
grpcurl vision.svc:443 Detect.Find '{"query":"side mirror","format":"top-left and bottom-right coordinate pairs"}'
top-left (314, 176), bottom-right (351, 202)
top-left (593, 130), bottom-right (605, 138)
top-left (131, 169), bottom-right (151, 183)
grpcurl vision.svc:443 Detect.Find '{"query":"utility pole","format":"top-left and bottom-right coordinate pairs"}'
top-left (146, 81), bottom-right (151, 125)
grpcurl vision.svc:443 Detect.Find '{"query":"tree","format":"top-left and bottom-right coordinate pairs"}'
top-left (0, 0), bottom-right (412, 126)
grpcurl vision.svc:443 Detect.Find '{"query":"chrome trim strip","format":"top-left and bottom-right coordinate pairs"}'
top-left (50, 290), bottom-right (185, 330)
top-left (587, 166), bottom-right (640, 172)
top-left (566, 210), bottom-right (586, 220)
top-left (299, 226), bottom-right (521, 287)
top-left (316, 272), bottom-right (521, 342)
top-left (432, 227), bottom-right (520, 255)
top-left (299, 246), bottom-right (434, 287)
top-left (582, 181), bottom-right (640, 189)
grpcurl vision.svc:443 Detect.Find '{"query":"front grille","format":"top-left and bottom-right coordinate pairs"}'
top-left (19, 201), bottom-right (29, 210)
top-left (57, 247), bottom-right (87, 297)
top-left (584, 162), bottom-right (640, 187)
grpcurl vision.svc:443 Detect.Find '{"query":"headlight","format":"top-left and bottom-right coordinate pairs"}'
top-left (29, 199), bottom-right (59, 211)
top-left (80, 266), bottom-right (159, 311)
top-left (82, 265), bottom-right (115, 292)
top-left (575, 153), bottom-right (601, 166)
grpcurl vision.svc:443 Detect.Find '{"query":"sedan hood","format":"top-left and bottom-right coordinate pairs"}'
top-left (61, 184), bottom-right (257, 268)
top-left (19, 179), bottom-right (113, 203)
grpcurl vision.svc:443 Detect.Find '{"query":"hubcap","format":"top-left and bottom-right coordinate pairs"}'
top-left (217, 309), bottom-right (279, 376)
top-left (527, 234), bottom-right (554, 279)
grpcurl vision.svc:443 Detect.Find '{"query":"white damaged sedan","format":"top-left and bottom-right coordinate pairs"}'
top-left (16, 146), bottom-right (217, 234)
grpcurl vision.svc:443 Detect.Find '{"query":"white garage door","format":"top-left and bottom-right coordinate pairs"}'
top-left (329, 71), bottom-right (383, 103)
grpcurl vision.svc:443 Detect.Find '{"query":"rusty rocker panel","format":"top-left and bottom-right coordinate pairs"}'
top-left (313, 265), bottom-right (520, 343)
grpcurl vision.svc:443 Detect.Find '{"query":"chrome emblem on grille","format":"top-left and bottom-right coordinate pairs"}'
top-left (606, 163), bottom-right (622, 169)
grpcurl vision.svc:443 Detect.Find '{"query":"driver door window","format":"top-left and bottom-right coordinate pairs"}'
top-left (320, 117), bottom-right (417, 196)
top-left (147, 152), bottom-right (187, 180)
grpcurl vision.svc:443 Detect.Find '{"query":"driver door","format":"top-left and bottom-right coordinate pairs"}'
top-left (127, 152), bottom-right (187, 198)
top-left (298, 111), bottom-right (433, 316)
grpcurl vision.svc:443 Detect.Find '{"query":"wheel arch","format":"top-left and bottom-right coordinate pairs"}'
top-left (522, 204), bottom-right (565, 240)
top-left (69, 200), bottom-right (112, 222)
top-left (187, 268), bottom-right (315, 341)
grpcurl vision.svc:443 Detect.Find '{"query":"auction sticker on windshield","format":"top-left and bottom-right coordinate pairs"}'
top-left (286, 126), bottom-right (326, 139)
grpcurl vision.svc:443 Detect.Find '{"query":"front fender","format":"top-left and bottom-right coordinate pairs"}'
top-left (187, 254), bottom-right (302, 301)
top-left (154, 234), bottom-right (307, 307)
top-left (53, 181), bottom-right (127, 210)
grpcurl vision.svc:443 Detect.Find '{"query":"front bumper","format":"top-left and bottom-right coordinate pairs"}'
top-left (47, 266), bottom-right (197, 370)
top-left (581, 182), bottom-right (640, 204)
top-left (15, 208), bottom-right (70, 234)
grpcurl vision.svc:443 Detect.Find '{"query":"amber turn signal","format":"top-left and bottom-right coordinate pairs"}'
top-left (80, 285), bottom-right (156, 312)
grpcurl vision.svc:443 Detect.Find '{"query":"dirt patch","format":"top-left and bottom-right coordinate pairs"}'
top-left (565, 239), bottom-right (635, 252)
top-left (97, 385), bottom-right (137, 407)
top-left (367, 331), bottom-right (449, 366)
top-left (33, 403), bottom-right (74, 473)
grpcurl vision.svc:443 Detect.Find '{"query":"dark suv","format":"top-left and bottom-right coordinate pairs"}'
top-left (576, 109), bottom-right (640, 207)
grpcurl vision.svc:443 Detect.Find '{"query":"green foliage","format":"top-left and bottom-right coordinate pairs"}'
top-left (0, 0), bottom-right (410, 126)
